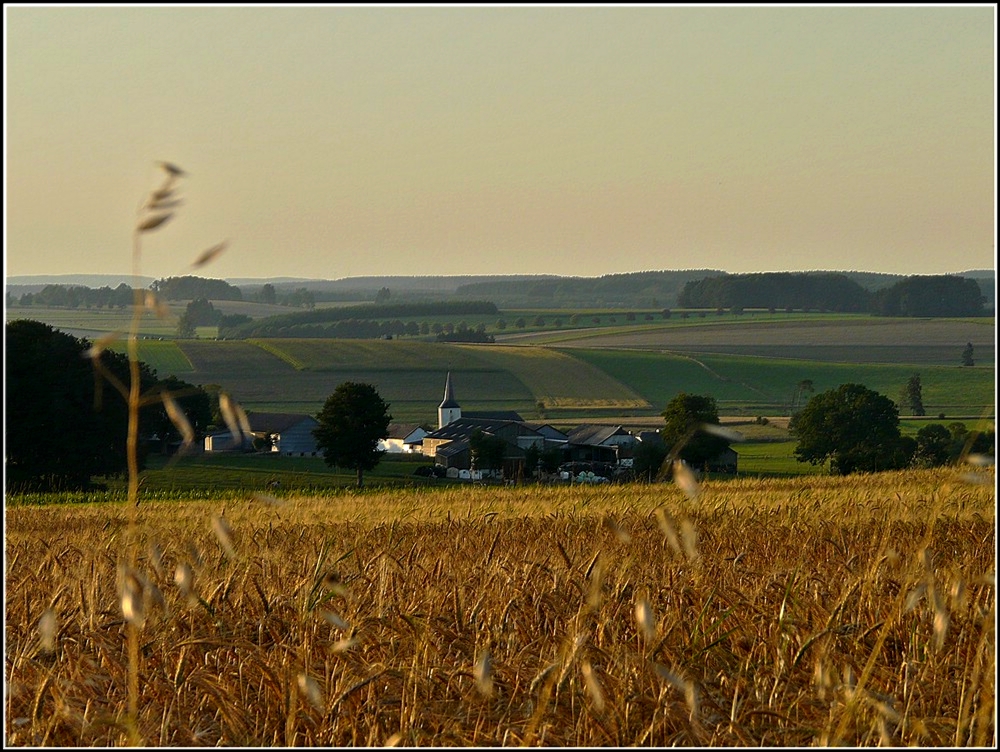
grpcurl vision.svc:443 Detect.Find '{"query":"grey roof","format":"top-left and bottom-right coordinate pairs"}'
top-left (386, 423), bottom-right (426, 441)
top-left (439, 371), bottom-right (460, 409)
top-left (565, 424), bottom-right (630, 446)
top-left (246, 412), bottom-right (319, 433)
top-left (523, 423), bottom-right (569, 441)
top-left (637, 431), bottom-right (665, 446)
top-left (436, 438), bottom-right (470, 458)
top-left (463, 410), bottom-right (524, 422)
top-left (424, 417), bottom-right (540, 442)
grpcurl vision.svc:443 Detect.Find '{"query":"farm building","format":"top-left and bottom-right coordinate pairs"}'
top-left (705, 446), bottom-right (739, 474)
top-left (422, 372), bottom-right (738, 480)
top-left (204, 413), bottom-right (320, 456)
top-left (422, 417), bottom-right (549, 470)
top-left (379, 423), bottom-right (428, 454)
top-left (564, 424), bottom-right (636, 464)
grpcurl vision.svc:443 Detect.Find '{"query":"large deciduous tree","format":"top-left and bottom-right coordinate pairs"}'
top-left (469, 430), bottom-right (508, 477)
top-left (899, 374), bottom-right (925, 416)
top-left (313, 382), bottom-right (392, 487)
top-left (5, 320), bottom-right (157, 490)
top-left (791, 383), bottom-right (913, 474)
top-left (631, 438), bottom-right (670, 482)
top-left (659, 393), bottom-right (730, 470)
top-left (912, 423), bottom-right (952, 467)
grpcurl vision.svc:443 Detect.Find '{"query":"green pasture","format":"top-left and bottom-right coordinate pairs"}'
top-left (5, 305), bottom-right (184, 339)
top-left (107, 339), bottom-right (195, 376)
top-left (569, 349), bottom-right (996, 418)
top-left (128, 453), bottom-right (436, 493)
top-left (126, 440), bottom-right (819, 494)
top-left (697, 354), bottom-right (995, 417)
top-left (729, 440), bottom-right (812, 477)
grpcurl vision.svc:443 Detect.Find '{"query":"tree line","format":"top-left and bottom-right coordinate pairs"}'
top-left (678, 273), bottom-right (988, 317)
top-left (455, 269), bottom-right (721, 308)
top-left (12, 283), bottom-right (136, 310)
top-left (12, 273), bottom-right (989, 319)
top-left (9, 278), bottom-right (321, 311)
top-left (221, 300), bottom-right (499, 338)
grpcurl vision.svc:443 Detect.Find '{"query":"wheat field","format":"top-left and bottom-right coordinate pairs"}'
top-left (4, 468), bottom-right (994, 747)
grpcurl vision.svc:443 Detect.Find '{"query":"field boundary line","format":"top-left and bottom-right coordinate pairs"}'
top-left (248, 339), bottom-right (307, 370)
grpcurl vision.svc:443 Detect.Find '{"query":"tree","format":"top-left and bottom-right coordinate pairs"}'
top-left (632, 439), bottom-right (669, 482)
top-left (791, 379), bottom-right (815, 414)
top-left (791, 383), bottom-right (912, 474)
top-left (522, 443), bottom-right (564, 480)
top-left (659, 393), bottom-right (730, 470)
top-left (176, 311), bottom-right (197, 338)
top-left (961, 342), bottom-right (975, 367)
top-left (146, 376), bottom-right (213, 453)
top-left (469, 430), bottom-right (508, 477)
top-left (899, 374), bottom-right (926, 416)
top-left (184, 297), bottom-right (220, 326)
top-left (871, 275), bottom-right (985, 317)
top-left (912, 424), bottom-right (952, 467)
top-left (283, 287), bottom-right (315, 309)
top-left (947, 422), bottom-right (995, 461)
top-left (5, 320), bottom-right (157, 490)
top-left (259, 283), bottom-right (277, 305)
top-left (314, 382), bottom-right (392, 487)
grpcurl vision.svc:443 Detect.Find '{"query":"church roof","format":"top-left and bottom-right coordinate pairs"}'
top-left (439, 371), bottom-right (460, 409)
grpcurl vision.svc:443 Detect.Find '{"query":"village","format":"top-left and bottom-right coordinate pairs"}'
top-left (202, 372), bottom-right (738, 483)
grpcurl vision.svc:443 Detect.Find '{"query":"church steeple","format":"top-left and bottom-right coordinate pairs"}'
top-left (438, 371), bottom-right (461, 428)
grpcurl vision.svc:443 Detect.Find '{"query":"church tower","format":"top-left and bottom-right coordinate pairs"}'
top-left (438, 371), bottom-right (461, 428)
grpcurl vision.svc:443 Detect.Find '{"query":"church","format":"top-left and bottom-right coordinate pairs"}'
top-left (420, 372), bottom-right (559, 476)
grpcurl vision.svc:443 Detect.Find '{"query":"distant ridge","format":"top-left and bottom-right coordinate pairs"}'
top-left (6, 270), bottom-right (993, 309)
top-left (8, 270), bottom-right (992, 289)
top-left (6, 274), bottom-right (156, 287)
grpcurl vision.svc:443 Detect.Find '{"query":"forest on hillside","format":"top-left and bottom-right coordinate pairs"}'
top-left (7, 270), bottom-right (993, 319)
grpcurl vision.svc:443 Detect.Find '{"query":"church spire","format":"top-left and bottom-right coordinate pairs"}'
top-left (438, 371), bottom-right (461, 428)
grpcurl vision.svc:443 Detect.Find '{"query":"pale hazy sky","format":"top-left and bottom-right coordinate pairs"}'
top-left (4, 4), bottom-right (996, 281)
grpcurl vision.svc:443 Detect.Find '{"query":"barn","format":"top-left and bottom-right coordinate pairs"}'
top-left (204, 413), bottom-right (320, 456)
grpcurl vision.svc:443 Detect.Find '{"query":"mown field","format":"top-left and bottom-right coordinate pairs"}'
top-left (5, 468), bottom-right (994, 746)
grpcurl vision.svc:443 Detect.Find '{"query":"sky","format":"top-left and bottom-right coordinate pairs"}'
top-left (4, 4), bottom-right (996, 282)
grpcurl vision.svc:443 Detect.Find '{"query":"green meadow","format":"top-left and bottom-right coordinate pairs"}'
top-left (569, 349), bottom-right (996, 419)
